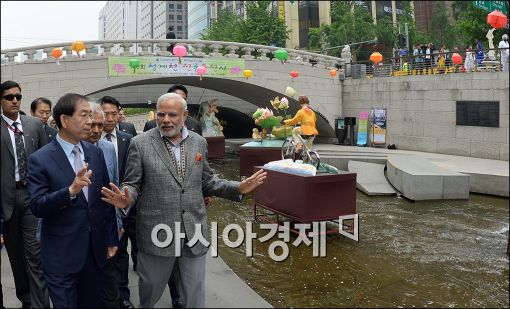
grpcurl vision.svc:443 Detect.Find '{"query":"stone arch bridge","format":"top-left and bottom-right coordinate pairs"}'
top-left (1, 39), bottom-right (346, 138)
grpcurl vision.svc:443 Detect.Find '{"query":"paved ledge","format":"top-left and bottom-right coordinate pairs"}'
top-left (386, 155), bottom-right (470, 201)
top-left (1, 249), bottom-right (272, 308)
top-left (347, 161), bottom-right (397, 196)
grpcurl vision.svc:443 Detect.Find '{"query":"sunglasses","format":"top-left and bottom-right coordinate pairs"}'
top-left (2, 94), bottom-right (22, 101)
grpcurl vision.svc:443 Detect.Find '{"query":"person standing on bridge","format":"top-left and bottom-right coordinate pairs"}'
top-left (498, 34), bottom-right (509, 72)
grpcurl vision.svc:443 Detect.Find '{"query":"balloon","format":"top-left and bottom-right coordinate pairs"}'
top-left (129, 59), bottom-right (140, 73)
top-left (370, 52), bottom-right (383, 64)
top-left (71, 41), bottom-right (85, 53)
top-left (285, 86), bottom-right (297, 97)
top-left (243, 69), bottom-right (253, 79)
top-left (173, 44), bottom-right (187, 64)
top-left (329, 69), bottom-right (337, 77)
top-left (52, 48), bottom-right (63, 65)
top-left (275, 49), bottom-right (289, 63)
top-left (290, 70), bottom-right (299, 78)
top-left (452, 53), bottom-right (463, 65)
top-left (52, 48), bottom-right (62, 59)
top-left (487, 10), bottom-right (507, 29)
top-left (196, 65), bottom-right (207, 80)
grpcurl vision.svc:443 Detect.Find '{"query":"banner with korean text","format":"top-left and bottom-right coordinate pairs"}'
top-left (108, 56), bottom-right (246, 77)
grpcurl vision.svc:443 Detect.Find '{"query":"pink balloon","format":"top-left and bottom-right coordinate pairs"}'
top-left (173, 45), bottom-right (187, 57)
top-left (196, 65), bottom-right (207, 76)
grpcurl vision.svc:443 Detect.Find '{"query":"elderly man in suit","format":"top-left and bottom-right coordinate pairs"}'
top-left (1, 80), bottom-right (50, 308)
top-left (99, 95), bottom-right (136, 309)
top-left (143, 84), bottom-right (202, 135)
top-left (102, 92), bottom-right (266, 308)
top-left (30, 97), bottom-right (58, 141)
top-left (27, 93), bottom-right (118, 308)
top-left (87, 101), bottom-right (125, 308)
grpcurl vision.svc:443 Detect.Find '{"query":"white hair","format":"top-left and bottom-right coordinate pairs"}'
top-left (89, 101), bottom-right (104, 118)
top-left (503, 34), bottom-right (508, 40)
top-left (156, 92), bottom-right (187, 111)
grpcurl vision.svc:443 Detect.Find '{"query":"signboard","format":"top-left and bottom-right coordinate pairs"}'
top-left (473, 1), bottom-right (507, 14)
top-left (456, 101), bottom-right (499, 127)
top-left (108, 56), bottom-right (245, 77)
top-left (370, 108), bottom-right (387, 145)
top-left (357, 111), bottom-right (369, 146)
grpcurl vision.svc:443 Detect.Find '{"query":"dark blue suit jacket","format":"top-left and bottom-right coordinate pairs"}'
top-left (28, 139), bottom-right (118, 274)
top-left (116, 129), bottom-right (132, 183)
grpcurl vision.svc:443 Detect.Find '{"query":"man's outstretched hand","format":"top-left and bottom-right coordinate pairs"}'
top-left (101, 183), bottom-right (132, 209)
top-left (239, 169), bottom-right (267, 194)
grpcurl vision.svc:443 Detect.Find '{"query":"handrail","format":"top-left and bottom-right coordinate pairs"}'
top-left (1, 39), bottom-right (344, 65)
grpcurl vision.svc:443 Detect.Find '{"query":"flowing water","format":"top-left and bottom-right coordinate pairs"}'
top-left (207, 156), bottom-right (509, 308)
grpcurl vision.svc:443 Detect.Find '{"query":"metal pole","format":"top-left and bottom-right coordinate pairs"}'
top-left (405, 22), bottom-right (409, 51)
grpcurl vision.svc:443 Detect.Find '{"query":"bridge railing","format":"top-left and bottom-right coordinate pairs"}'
top-left (0, 39), bottom-right (343, 70)
top-left (347, 47), bottom-right (509, 78)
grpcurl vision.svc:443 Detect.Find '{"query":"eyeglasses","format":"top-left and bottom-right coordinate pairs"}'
top-left (2, 94), bottom-right (22, 101)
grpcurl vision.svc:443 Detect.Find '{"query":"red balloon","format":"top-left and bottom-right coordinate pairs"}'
top-left (452, 53), bottom-right (463, 65)
top-left (290, 70), bottom-right (299, 78)
top-left (487, 10), bottom-right (508, 29)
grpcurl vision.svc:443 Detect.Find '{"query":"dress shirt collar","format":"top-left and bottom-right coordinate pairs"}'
top-left (56, 133), bottom-right (84, 158)
top-left (102, 129), bottom-right (117, 140)
top-left (159, 125), bottom-right (189, 146)
top-left (1, 113), bottom-right (21, 127)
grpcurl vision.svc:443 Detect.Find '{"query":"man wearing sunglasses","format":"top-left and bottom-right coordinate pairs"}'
top-left (0, 80), bottom-right (50, 308)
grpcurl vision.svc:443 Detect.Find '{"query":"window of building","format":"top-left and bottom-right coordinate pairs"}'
top-left (177, 15), bottom-right (182, 21)
top-left (177, 26), bottom-right (182, 31)
top-left (169, 3), bottom-right (174, 9)
top-left (169, 14), bottom-right (174, 20)
top-left (177, 4), bottom-right (182, 9)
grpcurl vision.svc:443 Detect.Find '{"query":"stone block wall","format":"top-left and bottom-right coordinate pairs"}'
top-left (342, 72), bottom-right (509, 160)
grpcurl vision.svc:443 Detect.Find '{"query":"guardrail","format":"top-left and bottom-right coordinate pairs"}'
top-left (0, 39), bottom-right (343, 69)
top-left (346, 47), bottom-right (509, 78)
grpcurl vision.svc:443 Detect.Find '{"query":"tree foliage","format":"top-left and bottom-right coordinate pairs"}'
top-left (451, 0), bottom-right (509, 48)
top-left (201, 1), bottom-right (289, 47)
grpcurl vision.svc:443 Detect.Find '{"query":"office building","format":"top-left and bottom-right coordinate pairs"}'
top-left (99, 1), bottom-right (188, 46)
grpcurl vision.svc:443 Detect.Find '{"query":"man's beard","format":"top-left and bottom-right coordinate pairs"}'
top-left (159, 120), bottom-right (184, 138)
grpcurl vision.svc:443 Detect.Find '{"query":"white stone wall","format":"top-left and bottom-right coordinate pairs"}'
top-left (342, 72), bottom-right (509, 160)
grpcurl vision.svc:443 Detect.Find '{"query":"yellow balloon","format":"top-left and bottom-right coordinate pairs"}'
top-left (243, 69), bottom-right (253, 79)
top-left (71, 41), bottom-right (85, 53)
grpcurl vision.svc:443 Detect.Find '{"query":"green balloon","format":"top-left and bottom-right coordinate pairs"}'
top-left (275, 49), bottom-right (288, 61)
top-left (129, 59), bottom-right (140, 69)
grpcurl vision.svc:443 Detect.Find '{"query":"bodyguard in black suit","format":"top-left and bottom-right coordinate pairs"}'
top-left (30, 97), bottom-right (58, 141)
top-left (118, 121), bottom-right (137, 137)
top-left (100, 96), bottom-right (135, 309)
top-left (143, 84), bottom-right (202, 136)
top-left (1, 81), bottom-right (50, 308)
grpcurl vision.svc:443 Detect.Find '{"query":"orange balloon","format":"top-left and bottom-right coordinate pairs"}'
top-left (329, 69), bottom-right (337, 77)
top-left (52, 48), bottom-right (63, 59)
top-left (71, 41), bottom-right (85, 53)
top-left (370, 52), bottom-right (383, 64)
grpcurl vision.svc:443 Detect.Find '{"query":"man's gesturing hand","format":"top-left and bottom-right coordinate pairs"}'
top-left (101, 183), bottom-right (132, 209)
top-left (69, 164), bottom-right (92, 196)
top-left (239, 169), bottom-right (267, 194)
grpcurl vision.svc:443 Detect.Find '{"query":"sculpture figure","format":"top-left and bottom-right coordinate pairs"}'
top-left (198, 99), bottom-right (224, 137)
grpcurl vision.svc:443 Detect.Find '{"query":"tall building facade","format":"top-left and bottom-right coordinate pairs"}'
top-left (413, 1), bottom-right (454, 34)
top-left (188, 1), bottom-right (212, 40)
top-left (205, 1), bottom-right (330, 49)
top-left (99, 1), bottom-right (188, 45)
top-left (354, 0), bottom-right (413, 25)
